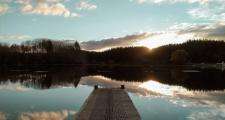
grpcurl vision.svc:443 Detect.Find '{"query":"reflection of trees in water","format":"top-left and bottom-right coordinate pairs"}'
top-left (0, 67), bottom-right (224, 90)
top-left (183, 69), bottom-right (225, 90)
top-left (153, 69), bottom-right (225, 90)
top-left (87, 67), bottom-right (153, 82)
top-left (0, 67), bottom-right (85, 89)
top-left (99, 67), bottom-right (225, 90)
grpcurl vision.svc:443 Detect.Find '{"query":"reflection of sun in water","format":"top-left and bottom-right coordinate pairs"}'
top-left (139, 80), bottom-right (191, 96)
top-left (136, 33), bottom-right (194, 49)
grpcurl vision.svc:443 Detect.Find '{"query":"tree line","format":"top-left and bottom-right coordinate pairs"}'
top-left (0, 39), bottom-right (225, 66)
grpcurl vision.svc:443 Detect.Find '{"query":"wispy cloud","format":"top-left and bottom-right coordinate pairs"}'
top-left (76, 1), bottom-right (97, 10)
top-left (188, 8), bottom-right (210, 19)
top-left (81, 33), bottom-right (151, 51)
top-left (187, 3), bottom-right (225, 21)
top-left (173, 21), bottom-right (225, 40)
top-left (0, 3), bottom-right (9, 15)
top-left (133, 0), bottom-right (224, 4)
top-left (131, 0), bottom-right (225, 24)
top-left (137, 21), bottom-right (225, 48)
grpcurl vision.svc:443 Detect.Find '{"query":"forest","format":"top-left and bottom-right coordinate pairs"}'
top-left (0, 39), bottom-right (225, 66)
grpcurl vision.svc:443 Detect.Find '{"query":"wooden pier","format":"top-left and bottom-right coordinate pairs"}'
top-left (75, 86), bottom-right (141, 120)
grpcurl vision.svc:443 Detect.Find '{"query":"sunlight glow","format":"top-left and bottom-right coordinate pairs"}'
top-left (139, 80), bottom-right (191, 96)
top-left (136, 33), bottom-right (194, 48)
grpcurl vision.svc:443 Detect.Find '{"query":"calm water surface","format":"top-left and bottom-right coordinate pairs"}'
top-left (0, 67), bottom-right (225, 120)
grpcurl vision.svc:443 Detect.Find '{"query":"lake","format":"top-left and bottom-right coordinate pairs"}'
top-left (0, 66), bottom-right (225, 120)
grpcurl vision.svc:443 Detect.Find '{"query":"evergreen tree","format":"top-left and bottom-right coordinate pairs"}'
top-left (74, 41), bottom-right (81, 51)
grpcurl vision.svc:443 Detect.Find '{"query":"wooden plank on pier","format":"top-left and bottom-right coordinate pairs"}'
top-left (75, 88), bottom-right (141, 120)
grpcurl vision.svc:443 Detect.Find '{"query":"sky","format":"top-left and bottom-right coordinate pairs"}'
top-left (0, 0), bottom-right (225, 50)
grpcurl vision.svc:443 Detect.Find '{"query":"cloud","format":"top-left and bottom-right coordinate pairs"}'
top-left (134, 21), bottom-right (225, 48)
top-left (0, 3), bottom-right (9, 15)
top-left (187, 3), bottom-right (225, 21)
top-left (76, 1), bottom-right (97, 10)
top-left (81, 21), bottom-right (225, 50)
top-left (188, 7), bottom-right (210, 19)
top-left (136, 31), bottom-right (194, 48)
top-left (17, 0), bottom-right (80, 17)
top-left (32, 3), bottom-right (71, 17)
top-left (19, 110), bottom-right (76, 120)
top-left (0, 34), bottom-right (32, 41)
top-left (132, 0), bottom-right (225, 23)
top-left (21, 4), bottom-right (33, 12)
top-left (1, 0), bottom-right (12, 3)
top-left (81, 33), bottom-right (151, 51)
top-left (22, 3), bottom-right (77, 17)
top-left (173, 22), bottom-right (225, 40)
top-left (15, 0), bottom-right (31, 4)
top-left (15, 0), bottom-right (66, 4)
top-left (133, 0), bottom-right (224, 4)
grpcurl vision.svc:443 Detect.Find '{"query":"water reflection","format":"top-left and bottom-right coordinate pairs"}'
top-left (19, 110), bottom-right (76, 120)
top-left (139, 80), bottom-right (190, 96)
top-left (0, 85), bottom-right (91, 120)
top-left (0, 81), bottom-right (30, 92)
top-left (0, 67), bottom-right (224, 91)
top-left (0, 66), bottom-right (225, 120)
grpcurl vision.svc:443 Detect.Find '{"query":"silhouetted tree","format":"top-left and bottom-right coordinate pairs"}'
top-left (39, 40), bottom-right (53, 53)
top-left (74, 41), bottom-right (81, 51)
top-left (0, 39), bottom-right (225, 66)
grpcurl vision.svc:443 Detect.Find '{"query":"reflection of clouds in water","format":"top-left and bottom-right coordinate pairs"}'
top-left (80, 76), bottom-right (225, 99)
top-left (139, 80), bottom-right (194, 96)
top-left (80, 75), bottom-right (159, 96)
top-left (0, 112), bottom-right (6, 120)
top-left (19, 110), bottom-right (76, 120)
top-left (0, 81), bottom-right (30, 92)
top-left (166, 93), bottom-right (225, 120)
top-left (81, 76), bottom-right (225, 119)
top-left (187, 107), bottom-right (225, 120)
top-left (168, 99), bottom-right (198, 108)
top-left (80, 75), bottom-right (140, 88)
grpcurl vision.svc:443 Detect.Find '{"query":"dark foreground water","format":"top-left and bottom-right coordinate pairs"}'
top-left (0, 67), bottom-right (225, 120)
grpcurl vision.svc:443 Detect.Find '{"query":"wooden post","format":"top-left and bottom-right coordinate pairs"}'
top-left (94, 85), bottom-right (98, 89)
top-left (121, 85), bottom-right (125, 89)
